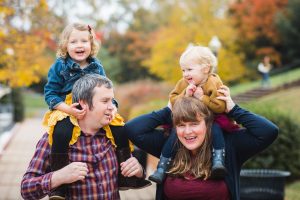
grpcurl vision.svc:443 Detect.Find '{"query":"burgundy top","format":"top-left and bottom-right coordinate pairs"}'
top-left (164, 175), bottom-right (230, 200)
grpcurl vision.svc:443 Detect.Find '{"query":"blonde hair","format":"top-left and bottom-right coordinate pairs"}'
top-left (56, 23), bottom-right (100, 58)
top-left (179, 45), bottom-right (217, 73)
top-left (169, 97), bottom-right (214, 180)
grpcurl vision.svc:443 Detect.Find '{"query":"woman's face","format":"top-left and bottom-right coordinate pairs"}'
top-left (176, 117), bottom-right (207, 155)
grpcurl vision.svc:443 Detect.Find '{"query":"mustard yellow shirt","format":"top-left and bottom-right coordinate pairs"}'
top-left (169, 73), bottom-right (225, 114)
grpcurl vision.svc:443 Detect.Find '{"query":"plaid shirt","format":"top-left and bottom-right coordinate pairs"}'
top-left (21, 130), bottom-right (120, 200)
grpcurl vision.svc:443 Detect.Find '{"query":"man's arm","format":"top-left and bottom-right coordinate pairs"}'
top-left (21, 134), bottom-right (89, 199)
top-left (21, 134), bottom-right (53, 199)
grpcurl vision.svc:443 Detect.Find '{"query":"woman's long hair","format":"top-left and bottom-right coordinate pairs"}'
top-left (168, 97), bottom-right (214, 180)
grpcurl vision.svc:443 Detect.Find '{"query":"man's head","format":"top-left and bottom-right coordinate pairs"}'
top-left (72, 74), bottom-right (115, 127)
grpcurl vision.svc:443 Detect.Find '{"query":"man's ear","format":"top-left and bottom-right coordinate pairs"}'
top-left (79, 100), bottom-right (88, 110)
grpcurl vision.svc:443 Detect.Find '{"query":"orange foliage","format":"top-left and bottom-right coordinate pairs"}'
top-left (230, 0), bottom-right (288, 63)
top-left (114, 80), bottom-right (172, 120)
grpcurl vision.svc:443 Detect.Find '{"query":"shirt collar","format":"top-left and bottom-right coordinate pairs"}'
top-left (81, 128), bottom-right (106, 137)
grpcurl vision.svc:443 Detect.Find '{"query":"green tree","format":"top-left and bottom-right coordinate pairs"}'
top-left (104, 30), bottom-right (159, 83)
top-left (276, 0), bottom-right (300, 63)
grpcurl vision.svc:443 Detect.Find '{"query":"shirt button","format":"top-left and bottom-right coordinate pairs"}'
top-left (81, 72), bottom-right (85, 76)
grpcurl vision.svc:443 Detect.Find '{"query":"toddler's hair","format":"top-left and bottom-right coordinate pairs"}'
top-left (179, 45), bottom-right (217, 73)
top-left (56, 23), bottom-right (100, 58)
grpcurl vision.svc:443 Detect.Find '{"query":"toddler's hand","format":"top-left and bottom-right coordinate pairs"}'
top-left (193, 86), bottom-right (204, 100)
top-left (70, 103), bottom-right (86, 119)
top-left (186, 84), bottom-right (196, 97)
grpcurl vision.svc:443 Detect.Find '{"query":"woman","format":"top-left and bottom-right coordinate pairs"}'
top-left (125, 85), bottom-right (278, 200)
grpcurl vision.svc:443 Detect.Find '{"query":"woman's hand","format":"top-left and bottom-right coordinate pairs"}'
top-left (217, 85), bottom-right (235, 113)
top-left (120, 157), bottom-right (144, 178)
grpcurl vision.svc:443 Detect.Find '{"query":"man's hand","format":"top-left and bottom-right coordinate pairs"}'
top-left (120, 157), bottom-right (144, 178)
top-left (51, 162), bottom-right (88, 189)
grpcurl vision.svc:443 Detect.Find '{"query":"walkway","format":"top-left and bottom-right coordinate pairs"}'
top-left (0, 116), bottom-right (157, 200)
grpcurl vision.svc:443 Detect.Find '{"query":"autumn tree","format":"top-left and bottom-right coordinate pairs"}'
top-left (143, 0), bottom-right (246, 84)
top-left (230, 0), bottom-right (288, 65)
top-left (0, 0), bottom-right (59, 121)
top-left (103, 7), bottom-right (162, 83)
top-left (104, 30), bottom-right (159, 83)
top-left (0, 0), bottom-right (56, 87)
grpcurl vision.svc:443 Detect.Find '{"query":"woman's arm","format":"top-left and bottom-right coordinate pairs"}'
top-left (125, 107), bottom-right (172, 158)
top-left (217, 85), bottom-right (278, 163)
top-left (227, 105), bottom-right (278, 163)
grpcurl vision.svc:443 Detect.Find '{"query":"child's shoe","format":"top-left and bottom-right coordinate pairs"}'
top-left (211, 148), bottom-right (227, 179)
top-left (149, 155), bottom-right (172, 184)
top-left (116, 147), bottom-right (152, 190)
top-left (49, 153), bottom-right (69, 200)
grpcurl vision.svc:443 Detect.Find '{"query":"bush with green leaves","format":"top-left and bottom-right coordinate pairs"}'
top-left (12, 88), bottom-right (24, 122)
top-left (242, 103), bottom-right (300, 179)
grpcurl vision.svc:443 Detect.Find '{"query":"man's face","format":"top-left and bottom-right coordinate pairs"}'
top-left (86, 86), bottom-right (114, 128)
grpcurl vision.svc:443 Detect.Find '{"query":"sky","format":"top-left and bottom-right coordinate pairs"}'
top-left (47, 0), bottom-right (154, 32)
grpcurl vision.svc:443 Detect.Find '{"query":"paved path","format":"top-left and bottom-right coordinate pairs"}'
top-left (0, 117), bottom-right (157, 200)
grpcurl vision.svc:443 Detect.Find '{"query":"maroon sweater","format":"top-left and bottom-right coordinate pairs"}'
top-left (164, 176), bottom-right (230, 200)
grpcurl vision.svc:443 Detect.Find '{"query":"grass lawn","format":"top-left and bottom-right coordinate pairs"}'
top-left (286, 180), bottom-right (300, 200)
top-left (23, 90), bottom-right (47, 118)
top-left (242, 87), bottom-right (300, 199)
top-left (230, 67), bottom-right (300, 96)
top-left (242, 87), bottom-right (300, 123)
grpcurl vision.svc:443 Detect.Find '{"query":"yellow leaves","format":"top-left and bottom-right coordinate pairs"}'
top-left (144, 0), bottom-right (246, 84)
top-left (0, 0), bottom-right (56, 88)
top-left (0, 31), bottom-right (52, 87)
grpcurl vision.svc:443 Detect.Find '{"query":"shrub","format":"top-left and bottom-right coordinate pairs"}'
top-left (12, 88), bottom-right (24, 122)
top-left (242, 103), bottom-right (300, 180)
top-left (128, 99), bottom-right (168, 120)
top-left (114, 80), bottom-right (172, 120)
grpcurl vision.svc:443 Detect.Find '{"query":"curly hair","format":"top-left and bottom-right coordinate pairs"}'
top-left (56, 23), bottom-right (100, 58)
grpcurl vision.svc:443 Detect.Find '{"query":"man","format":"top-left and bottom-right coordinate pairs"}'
top-left (21, 74), bottom-right (147, 199)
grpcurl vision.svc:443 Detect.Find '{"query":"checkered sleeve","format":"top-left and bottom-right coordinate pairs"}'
top-left (20, 133), bottom-right (53, 200)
